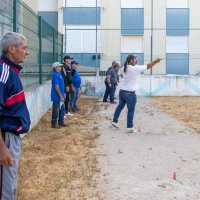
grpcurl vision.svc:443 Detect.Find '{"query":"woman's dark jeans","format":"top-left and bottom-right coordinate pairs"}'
top-left (113, 90), bottom-right (137, 128)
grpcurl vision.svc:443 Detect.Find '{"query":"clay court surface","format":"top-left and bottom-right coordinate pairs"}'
top-left (150, 97), bottom-right (200, 134)
top-left (18, 96), bottom-right (200, 200)
top-left (18, 98), bottom-right (101, 200)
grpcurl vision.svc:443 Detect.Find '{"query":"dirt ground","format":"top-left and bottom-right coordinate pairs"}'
top-left (17, 98), bottom-right (101, 200)
top-left (150, 97), bottom-right (200, 134)
top-left (97, 96), bottom-right (200, 200)
top-left (17, 96), bottom-right (200, 200)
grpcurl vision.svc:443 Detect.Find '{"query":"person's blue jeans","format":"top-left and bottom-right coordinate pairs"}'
top-left (113, 90), bottom-right (137, 128)
top-left (70, 88), bottom-right (79, 108)
top-left (51, 101), bottom-right (65, 126)
top-left (103, 82), bottom-right (115, 102)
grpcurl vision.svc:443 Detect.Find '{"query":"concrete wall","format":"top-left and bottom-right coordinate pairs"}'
top-left (25, 81), bottom-right (52, 130)
top-left (138, 75), bottom-right (200, 96)
top-left (81, 75), bottom-right (200, 96)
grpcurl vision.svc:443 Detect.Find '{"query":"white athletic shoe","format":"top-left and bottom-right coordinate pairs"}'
top-left (127, 128), bottom-right (137, 133)
top-left (112, 121), bottom-right (119, 128)
top-left (65, 112), bottom-right (74, 116)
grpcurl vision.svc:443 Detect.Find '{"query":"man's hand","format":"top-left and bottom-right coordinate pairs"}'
top-left (0, 141), bottom-right (13, 167)
top-left (60, 96), bottom-right (64, 102)
top-left (155, 58), bottom-right (162, 63)
top-left (71, 85), bottom-right (75, 92)
top-left (66, 86), bottom-right (70, 92)
top-left (147, 58), bottom-right (163, 70)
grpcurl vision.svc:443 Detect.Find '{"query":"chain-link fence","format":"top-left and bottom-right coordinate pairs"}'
top-left (0, 0), bottom-right (63, 88)
top-left (63, 0), bottom-right (200, 76)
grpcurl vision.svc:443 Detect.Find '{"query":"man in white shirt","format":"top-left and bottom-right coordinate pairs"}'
top-left (112, 54), bottom-right (162, 133)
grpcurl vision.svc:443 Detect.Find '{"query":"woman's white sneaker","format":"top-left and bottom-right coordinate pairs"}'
top-left (127, 128), bottom-right (137, 133)
top-left (112, 122), bottom-right (119, 128)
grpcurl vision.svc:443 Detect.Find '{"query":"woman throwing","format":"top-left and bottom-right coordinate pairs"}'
top-left (112, 54), bottom-right (162, 133)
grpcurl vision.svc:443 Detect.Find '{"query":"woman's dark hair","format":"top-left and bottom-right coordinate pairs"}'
top-left (124, 54), bottom-right (136, 73)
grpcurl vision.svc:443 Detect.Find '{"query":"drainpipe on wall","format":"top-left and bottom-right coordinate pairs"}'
top-left (95, 0), bottom-right (99, 92)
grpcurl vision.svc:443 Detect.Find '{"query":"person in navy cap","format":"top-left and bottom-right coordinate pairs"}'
top-left (70, 60), bottom-right (81, 111)
top-left (61, 55), bottom-right (75, 116)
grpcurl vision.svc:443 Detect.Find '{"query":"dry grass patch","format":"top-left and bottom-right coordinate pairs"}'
top-left (18, 98), bottom-right (101, 200)
top-left (150, 97), bottom-right (200, 134)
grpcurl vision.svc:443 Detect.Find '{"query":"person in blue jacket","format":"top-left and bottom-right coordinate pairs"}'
top-left (70, 61), bottom-right (81, 111)
top-left (0, 32), bottom-right (31, 199)
top-left (51, 62), bottom-right (67, 128)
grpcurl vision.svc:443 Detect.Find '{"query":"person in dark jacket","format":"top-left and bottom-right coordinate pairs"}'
top-left (0, 32), bottom-right (31, 199)
top-left (103, 61), bottom-right (120, 104)
top-left (61, 55), bottom-right (75, 116)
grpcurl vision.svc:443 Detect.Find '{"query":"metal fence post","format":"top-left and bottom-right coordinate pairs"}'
top-left (13, 0), bottom-right (17, 32)
top-left (38, 16), bottom-right (42, 84)
top-left (61, 34), bottom-right (64, 62)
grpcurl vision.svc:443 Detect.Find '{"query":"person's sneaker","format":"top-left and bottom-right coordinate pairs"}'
top-left (51, 124), bottom-right (56, 128)
top-left (127, 128), bottom-right (137, 133)
top-left (110, 101), bottom-right (117, 104)
top-left (59, 124), bottom-right (68, 128)
top-left (103, 100), bottom-right (109, 103)
top-left (70, 108), bottom-right (76, 113)
top-left (112, 121), bottom-right (119, 128)
top-left (65, 112), bottom-right (74, 116)
top-left (74, 107), bottom-right (80, 111)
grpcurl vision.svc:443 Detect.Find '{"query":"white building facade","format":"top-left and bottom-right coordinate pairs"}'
top-left (24, 0), bottom-right (200, 76)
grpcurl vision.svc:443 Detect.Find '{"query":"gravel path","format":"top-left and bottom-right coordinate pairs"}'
top-left (97, 97), bottom-right (200, 200)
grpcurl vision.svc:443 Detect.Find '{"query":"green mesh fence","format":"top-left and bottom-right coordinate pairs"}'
top-left (0, 0), bottom-right (63, 88)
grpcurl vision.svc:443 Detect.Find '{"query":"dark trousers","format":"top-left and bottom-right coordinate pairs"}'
top-left (103, 82), bottom-right (115, 103)
top-left (70, 88), bottom-right (79, 109)
top-left (65, 91), bottom-right (70, 113)
top-left (51, 101), bottom-right (65, 126)
top-left (113, 90), bottom-right (137, 128)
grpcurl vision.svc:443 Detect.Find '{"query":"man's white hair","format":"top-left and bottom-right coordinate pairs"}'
top-left (0, 32), bottom-right (27, 55)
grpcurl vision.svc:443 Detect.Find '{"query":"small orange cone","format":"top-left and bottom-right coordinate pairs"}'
top-left (173, 172), bottom-right (176, 180)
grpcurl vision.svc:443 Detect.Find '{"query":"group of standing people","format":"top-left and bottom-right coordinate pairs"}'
top-left (51, 55), bottom-right (82, 128)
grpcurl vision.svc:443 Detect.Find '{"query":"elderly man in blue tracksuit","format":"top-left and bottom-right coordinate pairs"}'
top-left (0, 32), bottom-right (31, 199)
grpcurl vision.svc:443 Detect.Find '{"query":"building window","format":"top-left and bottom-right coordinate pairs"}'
top-left (121, 8), bottom-right (144, 35)
top-left (166, 0), bottom-right (188, 8)
top-left (63, 7), bottom-right (100, 25)
top-left (67, 53), bottom-right (100, 68)
top-left (121, 36), bottom-right (143, 53)
top-left (166, 53), bottom-right (189, 75)
top-left (166, 36), bottom-right (188, 53)
top-left (121, 53), bottom-right (144, 66)
top-left (121, 0), bottom-right (143, 8)
top-left (166, 8), bottom-right (189, 36)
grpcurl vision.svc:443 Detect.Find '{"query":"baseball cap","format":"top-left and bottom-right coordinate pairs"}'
top-left (63, 55), bottom-right (73, 61)
top-left (71, 61), bottom-right (79, 65)
top-left (52, 62), bottom-right (62, 68)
